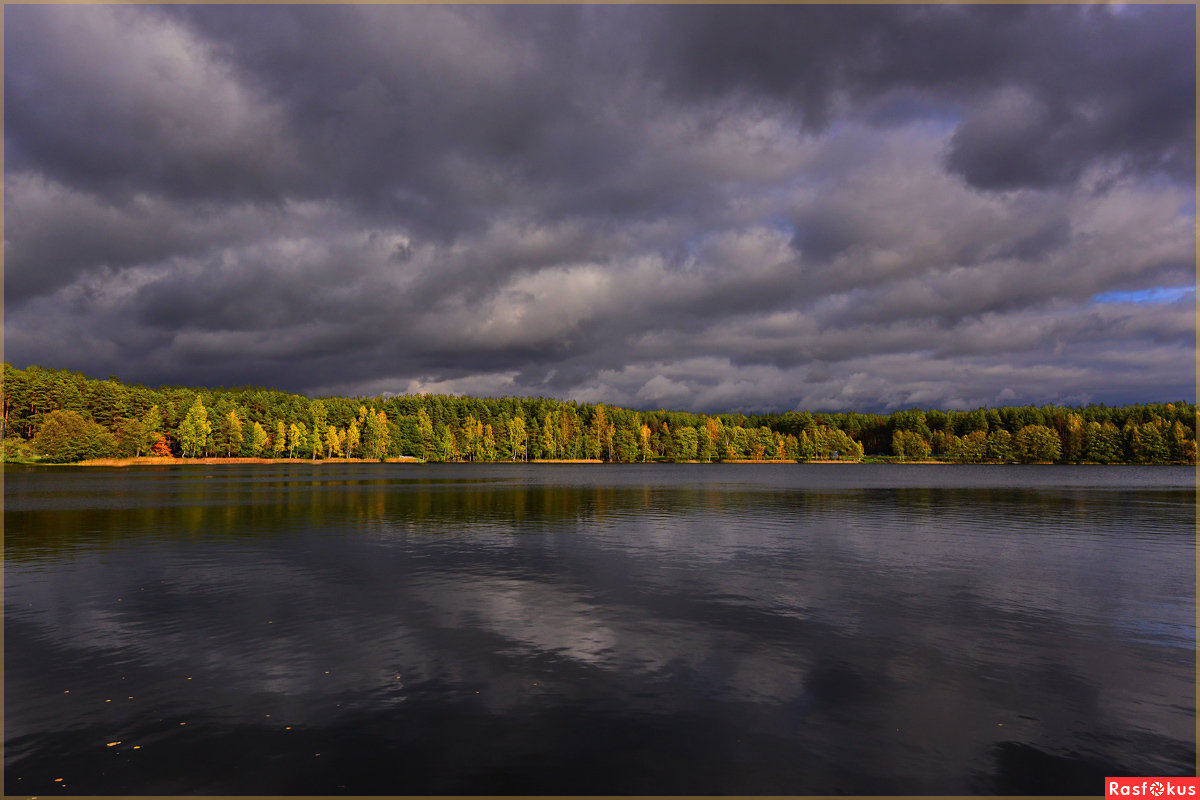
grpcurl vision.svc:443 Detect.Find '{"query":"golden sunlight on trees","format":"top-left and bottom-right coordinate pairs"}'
top-left (2, 365), bottom-right (1195, 466)
top-left (177, 397), bottom-right (212, 458)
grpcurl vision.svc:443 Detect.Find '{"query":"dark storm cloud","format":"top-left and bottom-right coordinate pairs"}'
top-left (4, 4), bottom-right (1195, 412)
top-left (649, 4), bottom-right (1194, 189)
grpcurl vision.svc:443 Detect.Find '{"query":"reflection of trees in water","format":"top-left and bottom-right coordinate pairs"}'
top-left (6, 470), bottom-right (1191, 562)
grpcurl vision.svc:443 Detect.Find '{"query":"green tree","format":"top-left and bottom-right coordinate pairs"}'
top-left (586, 406), bottom-right (611, 460)
top-left (434, 422), bottom-right (456, 461)
top-left (460, 416), bottom-right (481, 461)
top-left (816, 425), bottom-right (863, 460)
top-left (480, 423), bottom-right (497, 462)
top-left (177, 397), bottom-right (213, 458)
top-left (724, 426), bottom-right (748, 460)
top-left (141, 405), bottom-right (163, 456)
top-left (612, 424), bottom-right (638, 462)
top-left (703, 417), bottom-right (721, 460)
top-left (795, 430), bottom-right (815, 461)
top-left (32, 409), bottom-right (118, 462)
top-left (782, 434), bottom-right (799, 461)
top-left (695, 426), bottom-right (713, 462)
top-left (504, 415), bottom-right (527, 461)
top-left (325, 424), bottom-right (343, 458)
top-left (542, 413), bottom-right (559, 459)
top-left (748, 426), bottom-right (773, 459)
top-left (1131, 421), bottom-right (1169, 464)
top-left (986, 429), bottom-right (1014, 462)
top-left (1082, 421), bottom-right (1119, 463)
top-left (892, 430), bottom-right (930, 461)
top-left (1168, 420), bottom-right (1197, 463)
top-left (287, 422), bottom-right (305, 458)
top-left (250, 421), bottom-right (270, 457)
top-left (1061, 413), bottom-right (1085, 463)
top-left (223, 410), bottom-right (244, 457)
top-left (952, 430), bottom-right (987, 463)
top-left (416, 408), bottom-right (435, 461)
top-left (310, 400), bottom-right (327, 459)
top-left (363, 410), bottom-right (391, 460)
top-left (890, 409), bottom-right (932, 439)
top-left (671, 426), bottom-right (698, 462)
top-left (1014, 424), bottom-right (1062, 463)
top-left (115, 416), bottom-right (147, 457)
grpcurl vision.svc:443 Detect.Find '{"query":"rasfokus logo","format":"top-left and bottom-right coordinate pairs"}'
top-left (1108, 778), bottom-right (1199, 797)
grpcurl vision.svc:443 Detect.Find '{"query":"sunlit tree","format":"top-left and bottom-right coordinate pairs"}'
top-left (416, 408), bottom-right (434, 461)
top-left (250, 421), bottom-right (270, 457)
top-left (310, 401), bottom-right (327, 460)
top-left (325, 424), bottom-right (343, 458)
top-left (177, 397), bottom-right (212, 458)
top-left (1013, 424), bottom-right (1061, 463)
top-left (223, 410), bottom-right (244, 457)
top-left (363, 410), bottom-right (391, 460)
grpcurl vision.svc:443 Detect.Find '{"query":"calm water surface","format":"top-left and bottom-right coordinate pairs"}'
top-left (5, 463), bottom-right (1195, 794)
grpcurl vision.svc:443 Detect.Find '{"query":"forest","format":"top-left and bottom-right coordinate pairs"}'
top-left (2, 363), bottom-right (1196, 465)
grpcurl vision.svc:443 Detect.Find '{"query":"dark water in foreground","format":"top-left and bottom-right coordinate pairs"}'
top-left (5, 463), bottom-right (1195, 794)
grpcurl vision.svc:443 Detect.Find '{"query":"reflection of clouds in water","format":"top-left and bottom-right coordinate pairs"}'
top-left (8, 549), bottom-right (427, 728)
top-left (5, 468), bottom-right (1194, 791)
top-left (425, 576), bottom-right (619, 666)
top-left (411, 571), bottom-right (814, 709)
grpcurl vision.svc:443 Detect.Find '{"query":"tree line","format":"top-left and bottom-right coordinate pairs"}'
top-left (2, 364), bottom-right (1195, 465)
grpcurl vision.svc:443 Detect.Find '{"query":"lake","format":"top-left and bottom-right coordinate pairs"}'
top-left (5, 463), bottom-right (1195, 794)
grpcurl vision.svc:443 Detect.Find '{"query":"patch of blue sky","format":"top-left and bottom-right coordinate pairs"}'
top-left (1092, 286), bottom-right (1196, 304)
top-left (851, 91), bottom-right (962, 132)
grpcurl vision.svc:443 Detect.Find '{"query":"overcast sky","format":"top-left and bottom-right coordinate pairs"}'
top-left (5, 4), bottom-right (1195, 413)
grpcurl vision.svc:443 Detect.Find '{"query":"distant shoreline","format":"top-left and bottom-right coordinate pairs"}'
top-left (27, 456), bottom-right (1092, 467)
top-left (63, 456), bottom-right (848, 466)
top-left (69, 456), bottom-right (421, 466)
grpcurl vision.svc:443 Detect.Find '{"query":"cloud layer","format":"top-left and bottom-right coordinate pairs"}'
top-left (5, 5), bottom-right (1195, 412)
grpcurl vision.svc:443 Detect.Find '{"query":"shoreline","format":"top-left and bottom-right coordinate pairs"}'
top-left (70, 456), bottom-right (422, 466)
top-left (8, 456), bottom-right (1178, 467)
